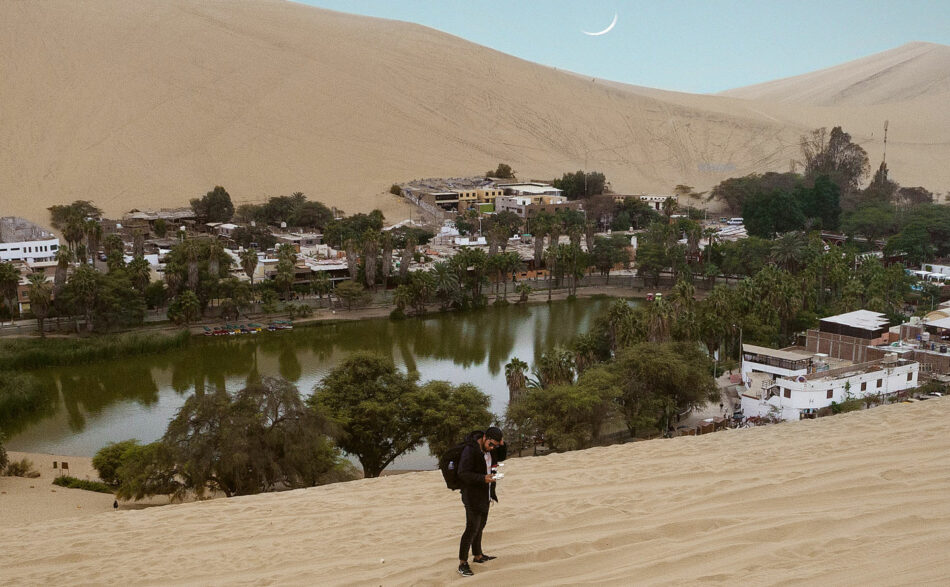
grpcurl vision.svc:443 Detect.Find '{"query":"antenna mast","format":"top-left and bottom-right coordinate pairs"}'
top-left (883, 120), bottom-right (889, 165)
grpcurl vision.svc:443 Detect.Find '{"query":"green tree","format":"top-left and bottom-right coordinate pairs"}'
top-left (507, 364), bottom-right (620, 451)
top-left (615, 342), bottom-right (718, 435)
top-left (160, 378), bottom-right (345, 497)
top-left (591, 234), bottom-right (630, 283)
top-left (48, 201), bottom-right (102, 251)
top-left (505, 357), bottom-right (529, 401)
top-left (152, 218), bottom-right (168, 238)
top-left (240, 249), bottom-right (259, 285)
top-left (335, 280), bottom-right (370, 310)
top-left (418, 380), bottom-right (494, 458)
top-left (0, 262), bottom-right (21, 323)
top-left (93, 439), bottom-right (142, 486)
top-left (488, 163), bottom-right (515, 179)
top-left (26, 273), bottom-right (53, 336)
top-left (190, 186), bottom-right (234, 223)
top-left (309, 353), bottom-right (426, 478)
top-left (127, 256), bottom-right (151, 293)
top-left (274, 244), bottom-right (297, 298)
top-left (552, 170), bottom-right (607, 199)
top-left (742, 189), bottom-right (806, 238)
top-left (168, 290), bottom-right (201, 325)
top-left (800, 126), bottom-right (870, 202)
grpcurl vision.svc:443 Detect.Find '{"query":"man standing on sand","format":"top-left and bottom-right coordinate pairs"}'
top-left (456, 426), bottom-right (506, 577)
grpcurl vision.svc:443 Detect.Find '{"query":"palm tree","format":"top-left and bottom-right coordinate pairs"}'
top-left (534, 347), bottom-right (575, 388)
top-left (69, 264), bottom-right (98, 332)
top-left (240, 248), bottom-right (258, 285)
top-left (362, 230), bottom-right (380, 290)
top-left (529, 212), bottom-right (553, 269)
top-left (399, 237), bottom-right (416, 282)
top-left (392, 284), bottom-right (412, 314)
top-left (311, 271), bottom-right (331, 299)
top-left (646, 298), bottom-right (672, 343)
top-left (63, 217), bottom-right (86, 252)
top-left (431, 261), bottom-right (460, 310)
top-left (505, 358), bottom-right (529, 401)
top-left (85, 219), bottom-right (103, 264)
top-left (53, 248), bottom-right (72, 296)
top-left (0, 262), bottom-right (21, 323)
top-left (26, 273), bottom-right (52, 337)
top-left (771, 232), bottom-right (807, 273)
top-left (380, 232), bottom-right (393, 287)
top-left (500, 252), bottom-right (525, 301)
top-left (668, 279), bottom-right (695, 315)
top-left (661, 197), bottom-right (679, 222)
top-left (516, 282), bottom-right (532, 303)
top-left (207, 240), bottom-right (225, 279)
top-left (127, 256), bottom-right (151, 293)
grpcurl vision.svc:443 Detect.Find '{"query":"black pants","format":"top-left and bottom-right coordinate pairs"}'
top-left (459, 506), bottom-right (489, 561)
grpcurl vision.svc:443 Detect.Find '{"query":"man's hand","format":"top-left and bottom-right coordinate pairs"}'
top-left (484, 474), bottom-right (495, 483)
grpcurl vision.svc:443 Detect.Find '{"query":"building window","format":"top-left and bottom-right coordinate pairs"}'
top-left (876, 379), bottom-right (882, 388)
top-left (907, 373), bottom-right (913, 381)
top-left (861, 382), bottom-right (867, 391)
top-left (827, 390), bottom-right (833, 399)
top-left (784, 388), bottom-right (791, 398)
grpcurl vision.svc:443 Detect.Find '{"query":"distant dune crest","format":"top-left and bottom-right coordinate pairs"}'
top-left (720, 42), bottom-right (950, 106)
top-left (1, 1), bottom-right (948, 224)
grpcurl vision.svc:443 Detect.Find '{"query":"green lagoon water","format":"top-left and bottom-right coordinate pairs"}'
top-left (6, 298), bottom-right (618, 469)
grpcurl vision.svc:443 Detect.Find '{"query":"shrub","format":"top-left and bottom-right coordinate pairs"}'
top-left (4, 458), bottom-right (39, 478)
top-left (93, 440), bottom-right (141, 486)
top-left (53, 475), bottom-right (115, 494)
top-left (0, 431), bottom-right (7, 471)
top-left (389, 184), bottom-right (402, 196)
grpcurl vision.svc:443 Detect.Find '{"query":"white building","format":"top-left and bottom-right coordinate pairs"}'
top-left (0, 217), bottom-right (60, 263)
top-left (494, 183), bottom-right (563, 197)
top-left (741, 353), bottom-right (919, 421)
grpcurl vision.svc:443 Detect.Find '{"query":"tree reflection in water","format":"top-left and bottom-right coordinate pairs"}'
top-left (9, 298), bottom-right (615, 453)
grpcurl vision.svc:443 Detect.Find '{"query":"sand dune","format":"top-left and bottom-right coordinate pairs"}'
top-left (2, 398), bottom-right (949, 585)
top-left (2, 1), bottom-right (948, 225)
top-left (720, 42), bottom-right (950, 106)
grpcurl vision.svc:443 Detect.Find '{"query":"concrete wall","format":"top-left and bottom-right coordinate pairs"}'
top-left (805, 329), bottom-right (873, 363)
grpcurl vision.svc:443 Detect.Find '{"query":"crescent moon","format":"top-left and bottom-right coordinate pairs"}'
top-left (583, 13), bottom-right (618, 36)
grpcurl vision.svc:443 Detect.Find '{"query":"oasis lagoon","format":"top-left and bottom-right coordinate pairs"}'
top-left (7, 298), bottom-right (621, 469)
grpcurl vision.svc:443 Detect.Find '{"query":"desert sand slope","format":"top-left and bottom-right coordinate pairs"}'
top-left (1, 2), bottom-right (948, 226)
top-left (720, 42), bottom-right (950, 106)
top-left (3, 398), bottom-right (950, 585)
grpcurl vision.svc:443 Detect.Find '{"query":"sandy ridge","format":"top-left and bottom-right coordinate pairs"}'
top-left (2, 398), bottom-right (949, 585)
top-left (2, 2), bottom-right (948, 226)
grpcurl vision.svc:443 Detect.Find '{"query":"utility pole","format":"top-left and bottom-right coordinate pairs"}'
top-left (883, 120), bottom-right (889, 166)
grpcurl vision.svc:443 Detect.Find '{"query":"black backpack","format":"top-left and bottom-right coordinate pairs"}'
top-left (439, 441), bottom-right (468, 491)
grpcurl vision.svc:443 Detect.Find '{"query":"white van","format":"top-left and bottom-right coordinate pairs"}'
top-left (726, 218), bottom-right (743, 225)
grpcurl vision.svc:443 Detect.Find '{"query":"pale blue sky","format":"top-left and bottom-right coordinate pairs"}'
top-left (295, 0), bottom-right (949, 93)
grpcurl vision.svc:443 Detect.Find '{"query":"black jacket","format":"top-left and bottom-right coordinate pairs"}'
top-left (457, 437), bottom-right (507, 512)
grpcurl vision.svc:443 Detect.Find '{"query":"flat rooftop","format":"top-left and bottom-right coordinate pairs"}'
top-left (743, 344), bottom-right (811, 362)
top-left (1, 217), bottom-right (55, 243)
top-left (820, 309), bottom-right (889, 331)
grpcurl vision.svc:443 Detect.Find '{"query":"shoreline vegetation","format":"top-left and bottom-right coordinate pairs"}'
top-left (0, 330), bottom-right (191, 371)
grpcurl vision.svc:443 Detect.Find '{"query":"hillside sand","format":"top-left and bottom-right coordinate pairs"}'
top-left (2, 398), bottom-right (949, 584)
top-left (2, 1), bottom-right (948, 226)
top-left (0, 452), bottom-right (169, 527)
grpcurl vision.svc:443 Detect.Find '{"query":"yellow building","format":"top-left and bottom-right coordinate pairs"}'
top-left (476, 188), bottom-right (503, 204)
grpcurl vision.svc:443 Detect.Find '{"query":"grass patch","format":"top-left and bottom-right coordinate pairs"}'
top-left (0, 372), bottom-right (48, 427)
top-left (53, 475), bottom-right (115, 494)
top-left (0, 330), bottom-right (191, 370)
